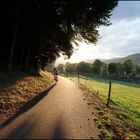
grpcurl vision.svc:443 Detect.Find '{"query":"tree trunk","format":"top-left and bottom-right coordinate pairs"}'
top-left (20, 40), bottom-right (26, 63)
top-left (25, 39), bottom-right (35, 71)
top-left (8, 1), bottom-right (21, 71)
top-left (34, 38), bottom-right (41, 74)
top-left (37, 55), bottom-right (41, 72)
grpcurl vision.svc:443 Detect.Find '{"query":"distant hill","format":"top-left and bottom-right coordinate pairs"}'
top-left (56, 53), bottom-right (140, 66)
top-left (104, 53), bottom-right (140, 65)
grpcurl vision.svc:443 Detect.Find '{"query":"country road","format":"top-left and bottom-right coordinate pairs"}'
top-left (0, 76), bottom-right (99, 139)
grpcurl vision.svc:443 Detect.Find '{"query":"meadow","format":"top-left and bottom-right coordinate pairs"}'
top-left (64, 74), bottom-right (140, 125)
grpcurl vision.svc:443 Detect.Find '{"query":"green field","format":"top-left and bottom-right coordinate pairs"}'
top-left (64, 74), bottom-right (140, 124)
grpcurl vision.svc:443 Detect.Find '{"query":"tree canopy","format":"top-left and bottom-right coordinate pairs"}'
top-left (1, 0), bottom-right (118, 72)
top-left (92, 59), bottom-right (103, 75)
top-left (58, 59), bottom-right (140, 83)
top-left (123, 59), bottom-right (135, 75)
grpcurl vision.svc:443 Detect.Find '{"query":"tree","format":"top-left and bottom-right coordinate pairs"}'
top-left (92, 59), bottom-right (103, 75)
top-left (57, 64), bottom-right (64, 73)
top-left (108, 63), bottom-right (117, 75)
top-left (1, 0), bottom-right (118, 73)
top-left (135, 65), bottom-right (140, 75)
top-left (102, 62), bottom-right (108, 76)
top-left (64, 62), bottom-right (75, 73)
top-left (123, 59), bottom-right (135, 75)
top-left (116, 63), bottom-right (123, 75)
top-left (77, 62), bottom-right (91, 73)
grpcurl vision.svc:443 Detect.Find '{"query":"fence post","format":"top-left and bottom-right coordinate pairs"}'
top-left (85, 77), bottom-right (88, 86)
top-left (78, 71), bottom-right (79, 83)
top-left (107, 80), bottom-right (112, 107)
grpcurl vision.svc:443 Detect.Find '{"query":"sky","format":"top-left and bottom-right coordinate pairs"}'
top-left (55, 1), bottom-right (140, 65)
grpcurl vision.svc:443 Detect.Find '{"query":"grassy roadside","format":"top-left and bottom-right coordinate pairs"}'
top-left (78, 77), bottom-right (140, 124)
top-left (63, 74), bottom-right (140, 139)
top-left (0, 70), bottom-right (53, 123)
top-left (81, 84), bottom-right (140, 139)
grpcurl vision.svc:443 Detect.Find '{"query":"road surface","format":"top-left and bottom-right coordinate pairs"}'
top-left (0, 76), bottom-right (99, 139)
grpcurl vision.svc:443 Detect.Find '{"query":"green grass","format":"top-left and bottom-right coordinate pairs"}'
top-left (64, 74), bottom-right (140, 125)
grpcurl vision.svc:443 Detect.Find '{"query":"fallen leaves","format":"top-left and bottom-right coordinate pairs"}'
top-left (0, 71), bottom-right (53, 123)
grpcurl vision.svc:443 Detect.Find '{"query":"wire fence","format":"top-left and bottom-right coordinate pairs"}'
top-left (62, 72), bottom-right (140, 124)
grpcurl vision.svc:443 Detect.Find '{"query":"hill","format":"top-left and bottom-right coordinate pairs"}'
top-left (56, 53), bottom-right (140, 65)
top-left (104, 53), bottom-right (140, 65)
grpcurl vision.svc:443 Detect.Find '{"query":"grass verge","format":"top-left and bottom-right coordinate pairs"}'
top-left (79, 84), bottom-right (140, 139)
top-left (63, 74), bottom-right (140, 139)
top-left (0, 70), bottom-right (53, 123)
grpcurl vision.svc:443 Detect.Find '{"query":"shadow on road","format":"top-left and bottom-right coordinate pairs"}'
top-left (4, 116), bottom-right (66, 139)
top-left (3, 113), bottom-right (67, 139)
top-left (5, 116), bottom-right (33, 139)
top-left (53, 120), bottom-right (66, 139)
top-left (0, 82), bottom-right (56, 127)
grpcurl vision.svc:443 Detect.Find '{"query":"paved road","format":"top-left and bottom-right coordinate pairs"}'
top-left (0, 76), bottom-right (99, 139)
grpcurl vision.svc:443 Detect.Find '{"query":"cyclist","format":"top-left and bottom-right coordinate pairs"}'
top-left (52, 67), bottom-right (58, 82)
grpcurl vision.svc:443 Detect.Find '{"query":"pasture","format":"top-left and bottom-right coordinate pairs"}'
top-left (64, 74), bottom-right (140, 125)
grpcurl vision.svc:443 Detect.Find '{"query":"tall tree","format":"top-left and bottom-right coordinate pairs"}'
top-left (116, 63), bottom-right (123, 75)
top-left (92, 59), bottom-right (103, 75)
top-left (135, 65), bottom-right (140, 75)
top-left (123, 59), bottom-right (135, 75)
top-left (77, 62), bottom-right (91, 73)
top-left (64, 62), bottom-right (75, 73)
top-left (108, 63), bottom-right (117, 75)
top-left (57, 64), bottom-right (64, 73)
top-left (102, 62), bottom-right (108, 76)
top-left (2, 0), bottom-right (118, 72)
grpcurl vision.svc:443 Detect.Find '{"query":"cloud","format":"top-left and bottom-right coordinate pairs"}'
top-left (97, 18), bottom-right (140, 57)
top-left (55, 2), bottom-right (140, 65)
top-left (111, 1), bottom-right (140, 21)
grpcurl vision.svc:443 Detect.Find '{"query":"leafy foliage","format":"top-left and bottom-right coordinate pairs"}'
top-left (123, 59), bottom-right (135, 75)
top-left (1, 0), bottom-right (118, 72)
top-left (59, 58), bottom-right (140, 81)
top-left (92, 59), bottom-right (103, 75)
top-left (108, 63), bottom-right (117, 75)
top-left (77, 62), bottom-right (92, 73)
